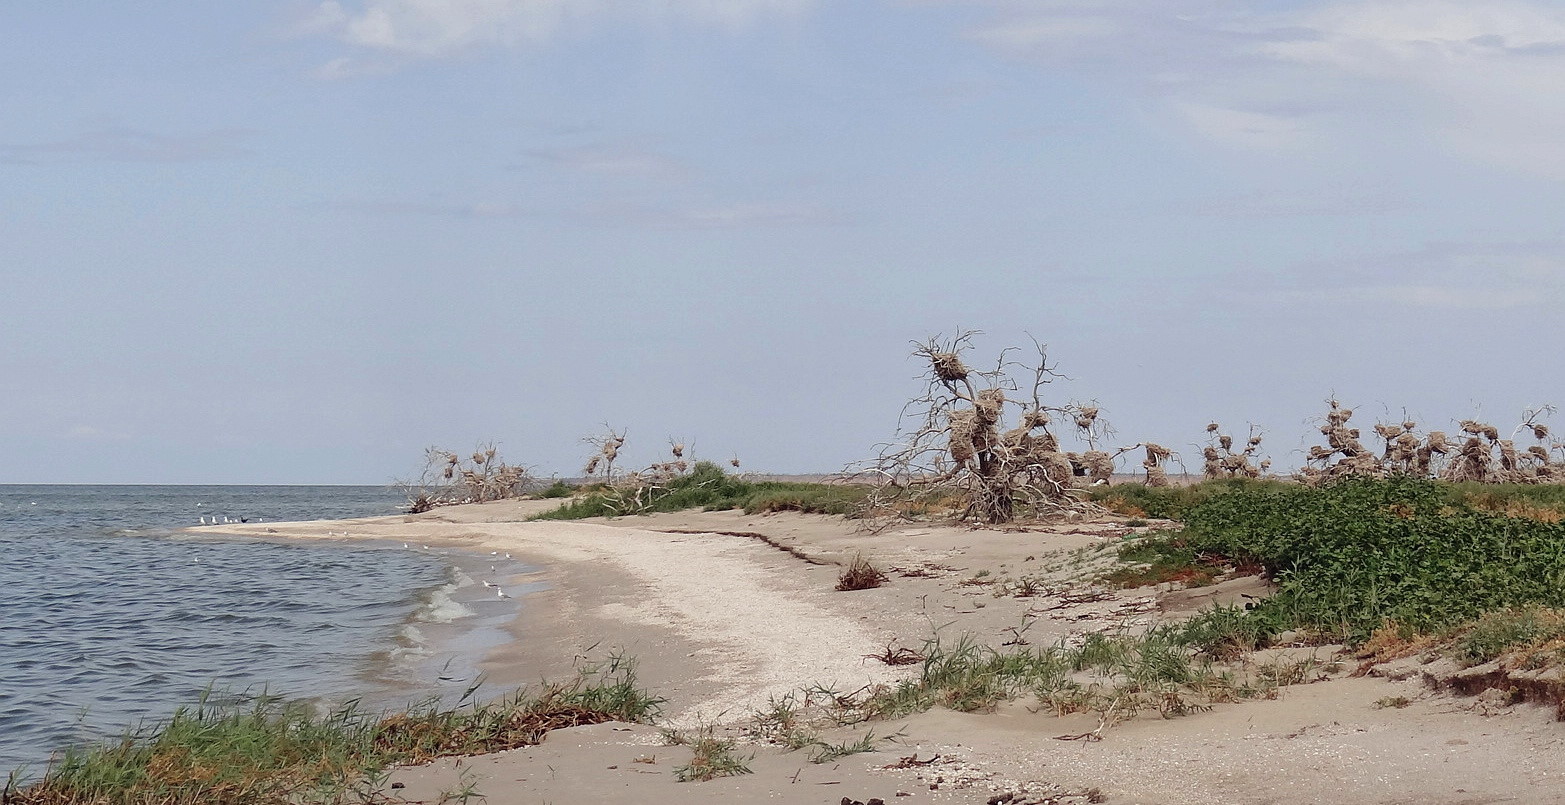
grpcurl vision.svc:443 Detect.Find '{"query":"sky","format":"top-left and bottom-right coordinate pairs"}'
top-left (2, 0), bottom-right (1563, 484)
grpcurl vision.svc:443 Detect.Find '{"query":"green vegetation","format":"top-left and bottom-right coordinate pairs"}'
top-left (1088, 478), bottom-right (1290, 520)
top-left (1112, 477), bottom-right (1565, 645)
top-left (529, 462), bottom-right (866, 520)
top-left (769, 631), bottom-right (1322, 737)
top-left (1100, 531), bottom-right (1235, 589)
top-left (535, 479), bottom-right (576, 499)
top-left (664, 727), bottom-right (753, 783)
top-left (1455, 605), bottom-right (1565, 667)
top-left (5, 657), bottom-right (661, 805)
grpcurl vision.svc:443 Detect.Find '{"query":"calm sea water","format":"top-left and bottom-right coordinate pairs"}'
top-left (0, 485), bottom-right (525, 777)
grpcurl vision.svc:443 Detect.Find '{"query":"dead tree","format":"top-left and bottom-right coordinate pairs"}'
top-left (1200, 422), bottom-right (1269, 480)
top-left (859, 331), bottom-right (1111, 525)
top-left (397, 443), bottom-right (532, 512)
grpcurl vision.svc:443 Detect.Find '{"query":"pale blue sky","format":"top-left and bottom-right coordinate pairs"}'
top-left (3, 1), bottom-right (1562, 483)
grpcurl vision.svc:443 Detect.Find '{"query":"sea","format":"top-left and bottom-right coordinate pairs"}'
top-left (0, 485), bottom-right (530, 778)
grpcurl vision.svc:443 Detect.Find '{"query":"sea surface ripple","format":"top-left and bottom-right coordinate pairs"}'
top-left (0, 485), bottom-right (499, 777)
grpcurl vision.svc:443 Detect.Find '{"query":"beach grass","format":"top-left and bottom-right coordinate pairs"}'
top-left (4, 655), bottom-right (661, 805)
top-left (760, 630), bottom-right (1325, 740)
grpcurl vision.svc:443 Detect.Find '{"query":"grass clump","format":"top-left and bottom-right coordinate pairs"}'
top-left (5, 656), bottom-right (662, 805)
top-left (535, 480), bottom-right (575, 499)
top-left (667, 728), bottom-right (753, 783)
top-left (836, 554), bottom-right (888, 591)
top-left (1099, 531), bottom-right (1240, 589)
top-left (529, 462), bottom-right (867, 520)
top-left (778, 632), bottom-right (1319, 736)
top-left (805, 729), bottom-right (897, 764)
top-left (1455, 606), bottom-right (1565, 667)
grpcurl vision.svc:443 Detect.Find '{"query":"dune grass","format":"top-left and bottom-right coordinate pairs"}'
top-left (4, 656), bottom-right (661, 805)
top-left (756, 630), bottom-right (1324, 742)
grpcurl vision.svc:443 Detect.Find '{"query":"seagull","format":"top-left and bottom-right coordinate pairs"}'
top-left (403, 543), bottom-right (410, 549)
top-left (504, 552), bottom-right (512, 559)
top-left (482, 581), bottom-right (497, 588)
top-left (496, 588), bottom-right (511, 599)
top-left (489, 551), bottom-right (498, 556)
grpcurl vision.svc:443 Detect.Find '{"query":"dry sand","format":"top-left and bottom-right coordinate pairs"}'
top-left (203, 501), bottom-right (1565, 804)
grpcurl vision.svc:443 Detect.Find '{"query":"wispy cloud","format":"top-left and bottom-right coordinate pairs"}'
top-left (300, 0), bottom-right (812, 60)
top-left (2, 127), bottom-right (254, 164)
top-left (568, 200), bottom-right (852, 229)
top-left (313, 198), bottom-right (532, 218)
top-left (524, 142), bottom-right (688, 179)
top-left (314, 197), bottom-right (849, 229)
top-left (953, 0), bottom-right (1565, 176)
top-left (65, 424), bottom-right (132, 442)
top-left (1249, 241), bottom-right (1565, 310)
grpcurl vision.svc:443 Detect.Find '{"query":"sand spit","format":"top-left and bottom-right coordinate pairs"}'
top-left (202, 501), bottom-right (1565, 804)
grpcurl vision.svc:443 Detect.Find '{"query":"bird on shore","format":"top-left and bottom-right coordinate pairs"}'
top-left (482, 581), bottom-right (497, 588)
top-left (496, 588), bottom-right (511, 599)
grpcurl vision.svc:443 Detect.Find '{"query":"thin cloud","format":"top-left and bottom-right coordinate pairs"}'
top-left (567, 200), bottom-right (853, 229)
top-left (1248, 241), bottom-right (1565, 310)
top-left (952, 0), bottom-right (1565, 176)
top-left (2, 127), bottom-right (254, 165)
top-left (302, 0), bottom-right (813, 58)
top-left (525, 142), bottom-right (688, 179)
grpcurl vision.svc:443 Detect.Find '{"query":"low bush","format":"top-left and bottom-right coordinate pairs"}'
top-left (1125, 477), bottom-right (1565, 645)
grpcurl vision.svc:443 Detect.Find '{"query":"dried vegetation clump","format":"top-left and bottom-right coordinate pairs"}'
top-left (859, 331), bottom-right (1141, 525)
top-left (399, 443), bottom-right (533, 512)
top-left (578, 429), bottom-right (711, 516)
top-left (1297, 401), bottom-right (1563, 486)
top-left (836, 554), bottom-right (889, 591)
top-left (1200, 423), bottom-right (1269, 480)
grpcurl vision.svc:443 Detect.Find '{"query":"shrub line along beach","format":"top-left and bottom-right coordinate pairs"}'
top-left (12, 472), bottom-right (1565, 804)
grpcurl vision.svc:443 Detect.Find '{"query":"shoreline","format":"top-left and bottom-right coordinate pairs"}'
top-left (195, 500), bottom-right (1565, 805)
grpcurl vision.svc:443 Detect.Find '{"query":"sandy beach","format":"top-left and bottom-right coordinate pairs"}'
top-left (204, 502), bottom-right (1565, 805)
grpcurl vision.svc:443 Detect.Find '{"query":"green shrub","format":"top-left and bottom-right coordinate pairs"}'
top-left (530, 463), bottom-right (867, 520)
top-left (1165, 477), bottom-right (1565, 643)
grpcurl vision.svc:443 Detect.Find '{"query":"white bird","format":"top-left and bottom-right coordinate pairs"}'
top-left (496, 588), bottom-right (510, 599)
top-left (403, 543), bottom-right (410, 549)
top-left (421, 545), bottom-right (430, 550)
top-left (490, 551), bottom-right (498, 556)
top-left (482, 581), bottom-right (497, 588)
top-left (504, 552), bottom-right (511, 559)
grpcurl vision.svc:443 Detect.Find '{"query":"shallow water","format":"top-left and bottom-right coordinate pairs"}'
top-left (0, 485), bottom-right (524, 777)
